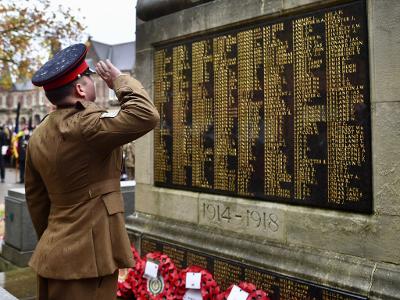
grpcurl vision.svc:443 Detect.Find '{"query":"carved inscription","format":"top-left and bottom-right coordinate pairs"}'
top-left (154, 0), bottom-right (371, 213)
top-left (199, 198), bottom-right (282, 240)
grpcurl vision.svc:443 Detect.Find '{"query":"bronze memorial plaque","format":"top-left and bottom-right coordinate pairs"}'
top-left (154, 0), bottom-right (372, 213)
top-left (141, 237), bottom-right (367, 299)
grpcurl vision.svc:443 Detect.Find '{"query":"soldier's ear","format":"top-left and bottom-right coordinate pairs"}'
top-left (74, 82), bottom-right (86, 98)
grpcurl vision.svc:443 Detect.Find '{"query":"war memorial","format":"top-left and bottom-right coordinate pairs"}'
top-left (127, 0), bottom-right (400, 299)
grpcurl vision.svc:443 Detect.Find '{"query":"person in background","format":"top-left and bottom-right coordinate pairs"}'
top-left (123, 141), bottom-right (135, 180)
top-left (0, 126), bottom-right (6, 183)
top-left (17, 127), bottom-right (30, 183)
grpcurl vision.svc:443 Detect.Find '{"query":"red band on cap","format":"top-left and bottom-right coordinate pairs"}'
top-left (43, 60), bottom-right (89, 91)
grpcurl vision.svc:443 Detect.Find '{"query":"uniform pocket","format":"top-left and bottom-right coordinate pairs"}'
top-left (102, 192), bottom-right (125, 215)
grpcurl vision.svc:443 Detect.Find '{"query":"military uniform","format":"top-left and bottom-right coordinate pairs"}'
top-left (27, 44), bottom-right (159, 299)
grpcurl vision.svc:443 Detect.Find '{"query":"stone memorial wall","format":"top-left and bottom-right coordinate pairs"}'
top-left (153, 0), bottom-right (372, 213)
top-left (129, 0), bottom-right (400, 298)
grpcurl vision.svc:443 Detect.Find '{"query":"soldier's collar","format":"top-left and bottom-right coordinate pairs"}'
top-left (74, 100), bottom-right (92, 110)
top-left (56, 100), bottom-right (91, 110)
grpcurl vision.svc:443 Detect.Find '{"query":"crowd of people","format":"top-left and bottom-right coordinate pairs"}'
top-left (0, 125), bottom-right (31, 183)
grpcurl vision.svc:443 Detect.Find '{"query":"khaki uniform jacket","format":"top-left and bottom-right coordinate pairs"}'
top-left (25, 75), bottom-right (159, 280)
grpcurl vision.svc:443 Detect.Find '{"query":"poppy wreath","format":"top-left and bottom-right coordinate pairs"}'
top-left (137, 252), bottom-right (180, 300)
top-left (176, 265), bottom-right (220, 300)
top-left (117, 246), bottom-right (146, 299)
top-left (216, 282), bottom-right (270, 300)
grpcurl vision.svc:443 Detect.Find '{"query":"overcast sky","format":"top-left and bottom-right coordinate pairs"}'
top-left (49, 0), bottom-right (137, 44)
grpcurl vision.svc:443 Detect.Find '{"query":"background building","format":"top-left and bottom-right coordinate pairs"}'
top-left (0, 81), bottom-right (50, 129)
top-left (0, 39), bottom-right (136, 129)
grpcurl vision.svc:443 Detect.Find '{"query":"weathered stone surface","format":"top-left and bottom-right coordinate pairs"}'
top-left (371, 0), bottom-right (400, 103)
top-left (135, 49), bottom-right (154, 92)
top-left (134, 49), bottom-right (155, 187)
top-left (363, 215), bottom-right (400, 264)
top-left (373, 102), bottom-right (400, 216)
top-left (136, 0), bottom-right (282, 51)
top-left (287, 207), bottom-right (400, 264)
top-left (135, 185), bottom-right (198, 223)
top-left (157, 188), bottom-right (199, 222)
top-left (133, 183), bottom-right (159, 214)
top-left (286, 206), bottom-right (372, 258)
top-left (282, 0), bottom-right (323, 10)
top-left (370, 262), bottom-right (400, 300)
top-left (135, 131), bottom-right (154, 185)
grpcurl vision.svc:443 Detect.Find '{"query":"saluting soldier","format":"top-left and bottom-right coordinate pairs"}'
top-left (26, 43), bottom-right (159, 300)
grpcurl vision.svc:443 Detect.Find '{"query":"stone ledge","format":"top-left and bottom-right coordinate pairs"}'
top-left (136, 184), bottom-right (400, 264)
top-left (369, 262), bottom-right (400, 300)
top-left (126, 212), bottom-right (391, 298)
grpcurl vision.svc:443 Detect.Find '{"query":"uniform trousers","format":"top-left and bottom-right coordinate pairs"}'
top-left (37, 270), bottom-right (118, 300)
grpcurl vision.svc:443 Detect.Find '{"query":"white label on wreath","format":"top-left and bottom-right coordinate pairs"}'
top-left (227, 285), bottom-right (249, 300)
top-left (147, 275), bottom-right (164, 295)
top-left (183, 289), bottom-right (203, 300)
top-left (185, 272), bottom-right (202, 289)
top-left (144, 261), bottom-right (159, 279)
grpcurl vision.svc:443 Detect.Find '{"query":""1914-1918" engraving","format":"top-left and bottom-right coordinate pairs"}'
top-left (199, 199), bottom-right (283, 239)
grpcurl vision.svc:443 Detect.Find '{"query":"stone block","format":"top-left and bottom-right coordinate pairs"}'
top-left (136, 184), bottom-right (199, 223)
top-left (287, 207), bottom-right (400, 265)
top-left (135, 49), bottom-right (154, 92)
top-left (135, 131), bottom-right (154, 185)
top-left (373, 102), bottom-right (400, 215)
top-left (4, 189), bottom-right (37, 252)
top-left (286, 206), bottom-right (372, 258)
top-left (371, 0), bottom-right (400, 103)
top-left (363, 214), bottom-right (400, 264)
top-left (120, 180), bottom-right (136, 217)
top-left (158, 188), bottom-right (198, 223)
top-left (135, 183), bottom-right (160, 215)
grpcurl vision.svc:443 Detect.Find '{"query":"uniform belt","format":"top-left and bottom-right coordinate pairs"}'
top-left (48, 178), bottom-right (121, 205)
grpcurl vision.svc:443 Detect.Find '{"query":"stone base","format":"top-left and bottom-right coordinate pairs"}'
top-left (1, 243), bottom-right (32, 268)
top-left (126, 212), bottom-right (400, 300)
